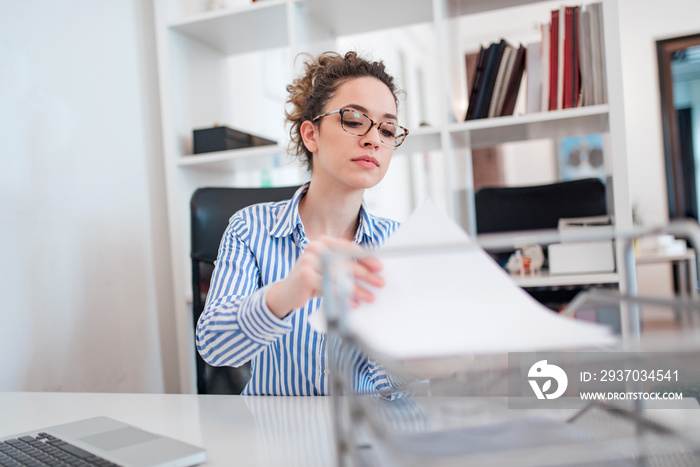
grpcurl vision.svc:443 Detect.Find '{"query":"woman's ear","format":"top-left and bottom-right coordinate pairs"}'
top-left (300, 120), bottom-right (318, 153)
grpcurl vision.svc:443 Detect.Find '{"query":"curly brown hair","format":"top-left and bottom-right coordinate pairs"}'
top-left (285, 51), bottom-right (399, 172)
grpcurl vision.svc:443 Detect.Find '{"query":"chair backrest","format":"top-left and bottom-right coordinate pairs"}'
top-left (474, 178), bottom-right (608, 234)
top-left (190, 185), bottom-right (300, 394)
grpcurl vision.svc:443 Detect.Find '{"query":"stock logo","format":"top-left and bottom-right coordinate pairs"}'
top-left (528, 360), bottom-right (568, 400)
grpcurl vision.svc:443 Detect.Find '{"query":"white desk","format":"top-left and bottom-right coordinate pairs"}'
top-left (0, 392), bottom-right (335, 467)
top-left (3, 392), bottom-right (700, 466)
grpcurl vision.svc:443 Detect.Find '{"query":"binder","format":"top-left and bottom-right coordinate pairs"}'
top-left (500, 44), bottom-right (527, 117)
top-left (548, 9), bottom-right (559, 111)
top-left (488, 43), bottom-right (515, 118)
top-left (473, 39), bottom-right (507, 119)
top-left (465, 45), bottom-right (489, 121)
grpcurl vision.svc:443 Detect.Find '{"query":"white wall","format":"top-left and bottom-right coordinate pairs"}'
top-left (0, 1), bottom-right (177, 392)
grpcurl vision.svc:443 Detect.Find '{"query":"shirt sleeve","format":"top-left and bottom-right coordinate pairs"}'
top-left (196, 218), bottom-right (293, 368)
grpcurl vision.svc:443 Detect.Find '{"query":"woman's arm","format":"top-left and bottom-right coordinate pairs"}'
top-left (196, 224), bottom-right (293, 368)
top-left (197, 221), bottom-right (386, 368)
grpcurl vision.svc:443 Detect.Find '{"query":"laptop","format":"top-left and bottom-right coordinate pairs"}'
top-left (0, 416), bottom-right (206, 467)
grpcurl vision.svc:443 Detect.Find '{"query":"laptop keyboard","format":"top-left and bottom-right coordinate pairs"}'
top-left (0, 433), bottom-right (121, 467)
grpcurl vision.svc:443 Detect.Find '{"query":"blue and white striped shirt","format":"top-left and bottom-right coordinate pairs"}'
top-left (196, 183), bottom-right (401, 396)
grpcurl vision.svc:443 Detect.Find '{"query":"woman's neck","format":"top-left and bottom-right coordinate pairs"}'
top-left (298, 180), bottom-right (364, 242)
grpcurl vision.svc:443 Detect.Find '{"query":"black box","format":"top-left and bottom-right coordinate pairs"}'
top-left (193, 126), bottom-right (276, 154)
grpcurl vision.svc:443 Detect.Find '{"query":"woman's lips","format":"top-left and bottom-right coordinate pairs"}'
top-left (352, 156), bottom-right (379, 168)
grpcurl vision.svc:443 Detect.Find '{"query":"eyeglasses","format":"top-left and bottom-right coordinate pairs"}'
top-left (312, 109), bottom-right (409, 148)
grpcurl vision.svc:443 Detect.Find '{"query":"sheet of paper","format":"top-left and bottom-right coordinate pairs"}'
top-left (344, 199), bottom-right (617, 360)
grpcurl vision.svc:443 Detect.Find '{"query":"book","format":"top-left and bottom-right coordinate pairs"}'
top-left (500, 44), bottom-right (527, 117)
top-left (593, 2), bottom-right (608, 104)
top-left (548, 8), bottom-right (559, 111)
top-left (578, 6), bottom-right (592, 106)
top-left (464, 2), bottom-right (605, 115)
top-left (562, 6), bottom-right (572, 108)
top-left (465, 45), bottom-right (489, 121)
top-left (540, 22), bottom-right (550, 112)
top-left (488, 43), bottom-right (515, 118)
top-left (465, 50), bottom-right (481, 96)
top-left (562, 5), bottom-right (576, 109)
top-left (589, 2), bottom-right (606, 105)
top-left (525, 41), bottom-right (542, 114)
top-left (556, 4), bottom-right (565, 110)
top-left (495, 44), bottom-right (519, 116)
top-left (573, 5), bottom-right (581, 106)
top-left (473, 39), bottom-right (507, 119)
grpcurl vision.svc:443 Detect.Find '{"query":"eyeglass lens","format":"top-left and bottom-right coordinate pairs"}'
top-left (340, 110), bottom-right (405, 147)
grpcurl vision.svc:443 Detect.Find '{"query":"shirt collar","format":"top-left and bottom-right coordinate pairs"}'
top-left (353, 201), bottom-right (374, 245)
top-left (269, 182), bottom-right (375, 245)
top-left (269, 183), bottom-right (308, 238)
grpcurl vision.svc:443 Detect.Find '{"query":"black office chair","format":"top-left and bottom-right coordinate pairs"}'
top-left (474, 178), bottom-right (611, 312)
top-left (474, 178), bottom-right (608, 234)
top-left (190, 185), bottom-right (300, 394)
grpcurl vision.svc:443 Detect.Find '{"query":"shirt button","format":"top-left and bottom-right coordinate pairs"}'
top-left (324, 369), bottom-right (330, 375)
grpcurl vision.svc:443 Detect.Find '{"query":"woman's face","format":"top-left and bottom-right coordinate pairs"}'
top-left (304, 76), bottom-right (398, 192)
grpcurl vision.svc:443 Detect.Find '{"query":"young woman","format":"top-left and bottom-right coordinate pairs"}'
top-left (196, 51), bottom-right (409, 396)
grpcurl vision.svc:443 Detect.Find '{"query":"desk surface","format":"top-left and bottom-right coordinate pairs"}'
top-left (3, 392), bottom-right (700, 466)
top-left (0, 392), bottom-right (336, 467)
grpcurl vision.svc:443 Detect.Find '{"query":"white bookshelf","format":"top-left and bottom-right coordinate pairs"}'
top-left (153, 0), bottom-right (633, 392)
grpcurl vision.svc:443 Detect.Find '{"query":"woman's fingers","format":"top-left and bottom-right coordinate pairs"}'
top-left (348, 259), bottom-right (385, 288)
top-left (267, 236), bottom-right (386, 317)
top-left (353, 282), bottom-right (378, 303)
top-left (356, 254), bottom-right (383, 272)
top-left (299, 236), bottom-right (386, 305)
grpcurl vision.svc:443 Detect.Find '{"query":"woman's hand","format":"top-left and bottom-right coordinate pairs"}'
top-left (266, 236), bottom-right (384, 319)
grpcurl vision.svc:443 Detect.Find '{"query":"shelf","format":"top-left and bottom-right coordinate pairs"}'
top-left (169, 0), bottom-right (289, 55)
top-left (446, 0), bottom-right (549, 18)
top-left (177, 144), bottom-right (294, 172)
top-left (176, 128), bottom-right (444, 172)
top-left (512, 270), bottom-right (619, 288)
top-left (305, 0), bottom-right (433, 36)
top-left (395, 126), bottom-right (442, 155)
top-left (449, 105), bottom-right (610, 148)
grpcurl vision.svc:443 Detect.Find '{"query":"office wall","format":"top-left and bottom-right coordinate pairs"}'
top-left (0, 1), bottom-right (177, 392)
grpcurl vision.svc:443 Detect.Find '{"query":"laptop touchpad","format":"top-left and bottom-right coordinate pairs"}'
top-left (80, 427), bottom-right (160, 451)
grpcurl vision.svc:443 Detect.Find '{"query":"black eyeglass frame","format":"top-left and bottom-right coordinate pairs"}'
top-left (311, 109), bottom-right (409, 148)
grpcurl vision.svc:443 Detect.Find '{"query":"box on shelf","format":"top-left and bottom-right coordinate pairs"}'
top-left (548, 241), bottom-right (615, 275)
top-left (192, 125), bottom-right (276, 154)
top-left (547, 216), bottom-right (616, 275)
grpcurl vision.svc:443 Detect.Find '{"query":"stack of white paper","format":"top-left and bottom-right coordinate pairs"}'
top-left (345, 200), bottom-right (616, 360)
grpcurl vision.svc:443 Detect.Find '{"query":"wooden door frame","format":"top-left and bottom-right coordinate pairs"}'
top-left (657, 33), bottom-right (700, 219)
